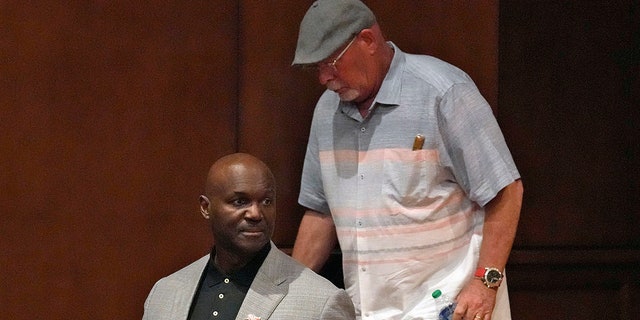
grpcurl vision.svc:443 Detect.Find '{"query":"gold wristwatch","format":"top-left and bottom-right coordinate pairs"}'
top-left (474, 267), bottom-right (503, 288)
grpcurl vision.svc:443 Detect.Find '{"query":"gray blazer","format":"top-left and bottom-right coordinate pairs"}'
top-left (143, 242), bottom-right (355, 320)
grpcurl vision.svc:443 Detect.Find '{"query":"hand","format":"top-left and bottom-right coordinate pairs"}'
top-left (452, 280), bottom-right (496, 320)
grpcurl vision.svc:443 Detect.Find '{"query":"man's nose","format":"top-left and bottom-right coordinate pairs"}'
top-left (245, 203), bottom-right (262, 220)
top-left (318, 67), bottom-right (334, 85)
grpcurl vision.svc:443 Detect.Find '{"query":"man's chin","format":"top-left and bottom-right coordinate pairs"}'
top-left (338, 89), bottom-right (360, 102)
top-left (238, 236), bottom-right (269, 250)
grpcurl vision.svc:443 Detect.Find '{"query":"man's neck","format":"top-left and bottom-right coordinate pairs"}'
top-left (357, 100), bottom-right (373, 117)
top-left (212, 243), bottom-right (270, 275)
top-left (214, 253), bottom-right (246, 275)
top-left (356, 43), bottom-right (394, 118)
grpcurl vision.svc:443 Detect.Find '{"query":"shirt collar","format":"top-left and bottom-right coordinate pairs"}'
top-left (205, 243), bottom-right (271, 287)
top-left (339, 41), bottom-right (405, 119)
top-left (374, 41), bottom-right (404, 107)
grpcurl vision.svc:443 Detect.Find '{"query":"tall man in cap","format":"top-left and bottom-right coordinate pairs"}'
top-left (290, 1), bottom-right (523, 319)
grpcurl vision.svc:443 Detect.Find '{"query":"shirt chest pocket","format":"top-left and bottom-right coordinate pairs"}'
top-left (381, 148), bottom-right (444, 209)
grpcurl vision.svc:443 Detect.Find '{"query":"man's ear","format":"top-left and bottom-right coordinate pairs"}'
top-left (358, 26), bottom-right (383, 55)
top-left (359, 28), bottom-right (374, 43)
top-left (199, 195), bottom-right (211, 219)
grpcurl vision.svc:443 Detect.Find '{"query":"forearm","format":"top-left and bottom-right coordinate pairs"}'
top-left (453, 180), bottom-right (523, 319)
top-left (477, 179), bottom-right (523, 270)
top-left (292, 209), bottom-right (338, 272)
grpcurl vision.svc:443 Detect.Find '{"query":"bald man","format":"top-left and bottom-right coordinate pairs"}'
top-left (143, 153), bottom-right (355, 320)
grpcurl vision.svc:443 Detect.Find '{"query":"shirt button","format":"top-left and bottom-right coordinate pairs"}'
top-left (360, 127), bottom-right (366, 132)
top-left (224, 278), bottom-right (230, 284)
top-left (218, 293), bottom-right (224, 299)
top-left (361, 266), bottom-right (367, 272)
top-left (359, 174), bottom-right (364, 180)
top-left (213, 311), bottom-right (219, 316)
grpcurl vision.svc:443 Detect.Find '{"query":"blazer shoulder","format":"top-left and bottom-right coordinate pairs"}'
top-left (143, 255), bottom-right (209, 320)
top-left (268, 247), bottom-right (341, 292)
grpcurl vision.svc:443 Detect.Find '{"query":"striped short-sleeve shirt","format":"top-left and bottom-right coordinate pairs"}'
top-left (299, 43), bottom-right (520, 319)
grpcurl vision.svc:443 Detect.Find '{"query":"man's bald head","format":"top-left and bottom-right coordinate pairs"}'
top-left (204, 153), bottom-right (275, 198)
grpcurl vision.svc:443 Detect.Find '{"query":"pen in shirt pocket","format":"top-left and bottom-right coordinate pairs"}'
top-left (412, 134), bottom-right (425, 151)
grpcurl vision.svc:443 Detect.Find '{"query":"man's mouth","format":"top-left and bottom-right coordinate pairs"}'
top-left (241, 229), bottom-right (264, 236)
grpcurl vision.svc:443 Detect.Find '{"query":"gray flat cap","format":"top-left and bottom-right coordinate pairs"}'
top-left (292, 0), bottom-right (376, 65)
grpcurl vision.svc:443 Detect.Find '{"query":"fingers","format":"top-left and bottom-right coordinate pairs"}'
top-left (452, 308), bottom-right (492, 320)
top-left (470, 312), bottom-right (491, 320)
top-left (454, 282), bottom-right (496, 320)
top-left (455, 307), bottom-right (492, 320)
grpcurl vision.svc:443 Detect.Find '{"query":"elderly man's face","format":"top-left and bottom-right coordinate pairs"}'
top-left (317, 35), bottom-right (378, 104)
top-left (202, 162), bottom-right (276, 257)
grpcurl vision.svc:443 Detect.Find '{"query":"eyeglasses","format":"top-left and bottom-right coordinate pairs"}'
top-left (316, 36), bottom-right (357, 73)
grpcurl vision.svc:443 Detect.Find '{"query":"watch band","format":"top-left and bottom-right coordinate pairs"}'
top-left (474, 267), bottom-right (487, 278)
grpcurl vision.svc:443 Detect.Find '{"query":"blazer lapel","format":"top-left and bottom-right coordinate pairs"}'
top-left (173, 256), bottom-right (209, 320)
top-left (235, 242), bottom-right (289, 320)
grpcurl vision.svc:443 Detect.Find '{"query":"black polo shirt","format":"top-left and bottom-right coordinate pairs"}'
top-left (187, 244), bottom-right (271, 320)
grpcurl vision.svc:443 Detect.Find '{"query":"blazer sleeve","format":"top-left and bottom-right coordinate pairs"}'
top-left (319, 287), bottom-right (356, 319)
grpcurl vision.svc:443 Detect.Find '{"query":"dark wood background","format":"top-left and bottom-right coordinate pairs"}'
top-left (0, 1), bottom-right (637, 319)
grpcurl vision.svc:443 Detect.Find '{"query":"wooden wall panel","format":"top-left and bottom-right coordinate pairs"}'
top-left (0, 1), bottom-right (238, 319)
top-left (499, 0), bottom-right (639, 249)
top-left (499, 0), bottom-right (640, 318)
top-left (238, 0), bottom-right (324, 247)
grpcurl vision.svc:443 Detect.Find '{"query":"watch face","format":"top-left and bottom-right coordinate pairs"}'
top-left (486, 269), bottom-right (502, 283)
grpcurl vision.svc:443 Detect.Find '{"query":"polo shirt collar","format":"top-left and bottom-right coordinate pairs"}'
top-left (374, 41), bottom-right (404, 107)
top-left (205, 243), bottom-right (271, 287)
top-left (339, 41), bottom-right (404, 119)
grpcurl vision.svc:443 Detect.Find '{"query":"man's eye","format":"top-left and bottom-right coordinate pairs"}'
top-left (232, 198), bottom-right (248, 206)
top-left (262, 198), bottom-right (273, 206)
